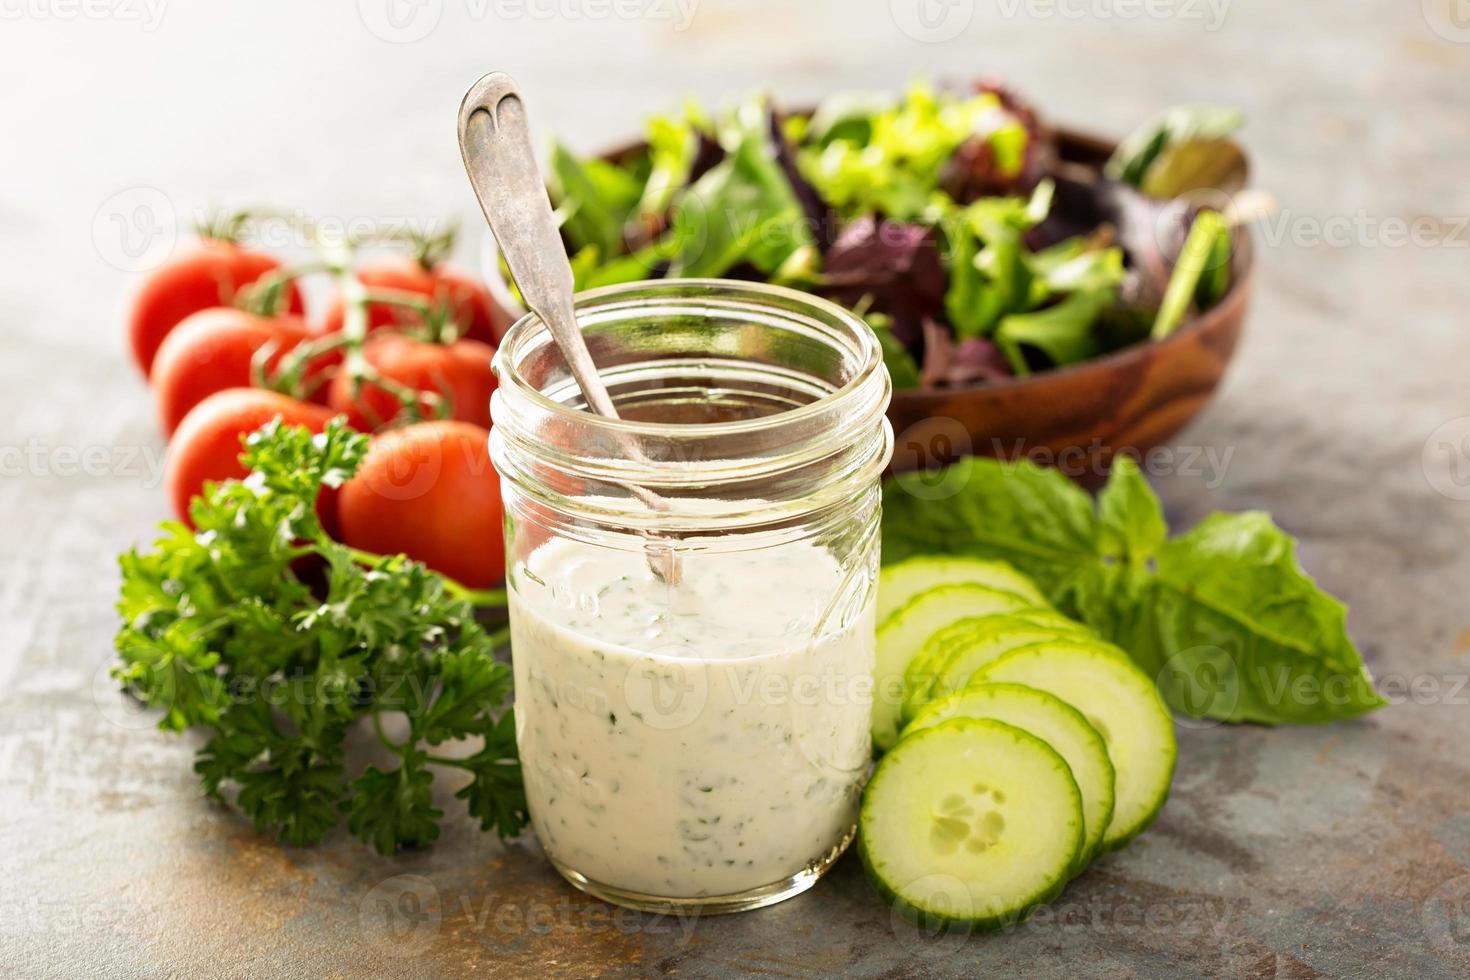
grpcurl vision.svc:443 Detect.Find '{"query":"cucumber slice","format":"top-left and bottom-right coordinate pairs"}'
top-left (859, 718), bottom-right (1084, 933)
top-left (877, 556), bottom-right (1048, 627)
top-left (973, 639), bottom-right (1176, 850)
top-left (900, 614), bottom-right (1090, 726)
top-left (872, 585), bottom-right (1036, 752)
top-left (907, 683), bottom-right (1116, 872)
top-left (901, 610), bottom-right (1080, 707)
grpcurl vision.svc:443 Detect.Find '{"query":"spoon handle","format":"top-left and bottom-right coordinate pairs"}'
top-left (457, 71), bottom-right (620, 419)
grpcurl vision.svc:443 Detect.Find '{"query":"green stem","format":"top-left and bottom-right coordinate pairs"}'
top-left (359, 289), bottom-right (435, 317)
top-left (331, 249), bottom-right (416, 423)
top-left (238, 260), bottom-right (333, 317)
top-left (340, 545), bottom-right (507, 608)
top-left (410, 223), bottom-right (458, 268)
top-left (371, 710), bottom-right (407, 752)
top-left (263, 332), bottom-right (353, 399)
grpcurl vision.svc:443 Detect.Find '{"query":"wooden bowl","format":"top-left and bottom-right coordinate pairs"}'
top-left (887, 128), bottom-right (1254, 485)
top-left (479, 128), bottom-right (1253, 487)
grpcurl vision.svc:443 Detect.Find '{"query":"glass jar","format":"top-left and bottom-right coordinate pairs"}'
top-left (490, 279), bottom-right (893, 915)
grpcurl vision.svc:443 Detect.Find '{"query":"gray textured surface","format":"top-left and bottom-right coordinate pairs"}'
top-left (3, 2), bottom-right (1470, 977)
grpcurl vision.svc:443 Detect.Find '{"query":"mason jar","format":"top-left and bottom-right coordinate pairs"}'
top-left (489, 279), bottom-right (893, 915)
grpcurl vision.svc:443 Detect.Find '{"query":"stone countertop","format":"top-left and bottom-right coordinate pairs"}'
top-left (3, 2), bottom-right (1468, 976)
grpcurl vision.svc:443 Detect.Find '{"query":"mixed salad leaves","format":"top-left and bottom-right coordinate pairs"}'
top-left (539, 79), bottom-right (1245, 389)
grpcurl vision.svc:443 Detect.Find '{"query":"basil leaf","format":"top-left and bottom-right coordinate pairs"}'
top-left (881, 455), bottom-right (1386, 725)
top-left (1056, 456), bottom-right (1159, 647)
top-left (1145, 512), bottom-right (1387, 724)
top-left (882, 456), bottom-right (1096, 595)
top-left (1096, 455), bottom-right (1166, 562)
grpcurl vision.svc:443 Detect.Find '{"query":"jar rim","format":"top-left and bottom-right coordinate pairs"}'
top-left (491, 278), bottom-right (885, 439)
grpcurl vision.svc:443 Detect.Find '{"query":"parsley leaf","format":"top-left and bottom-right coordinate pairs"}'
top-left (114, 417), bottom-right (527, 853)
top-left (454, 711), bottom-right (530, 839)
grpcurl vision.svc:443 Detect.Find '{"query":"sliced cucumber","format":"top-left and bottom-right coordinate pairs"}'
top-left (900, 614), bottom-right (1090, 726)
top-left (877, 556), bottom-right (1048, 627)
top-left (907, 683), bottom-right (1115, 872)
top-left (859, 718), bottom-right (1084, 933)
top-left (973, 639), bottom-right (1177, 850)
top-left (872, 585), bottom-right (1036, 752)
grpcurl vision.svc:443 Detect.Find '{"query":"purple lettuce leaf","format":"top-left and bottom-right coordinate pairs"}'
top-left (820, 216), bottom-right (946, 347)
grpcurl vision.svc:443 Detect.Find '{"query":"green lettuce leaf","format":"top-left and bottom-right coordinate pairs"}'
top-left (994, 287), bottom-right (1115, 374)
top-left (798, 81), bottom-right (1018, 222)
top-left (667, 100), bottom-right (812, 278)
top-left (865, 311), bottom-right (922, 389)
top-left (942, 182), bottom-right (1053, 340)
top-left (1152, 209), bottom-right (1228, 339)
top-left (548, 142), bottom-right (643, 258)
top-left (1105, 104), bottom-right (1245, 189)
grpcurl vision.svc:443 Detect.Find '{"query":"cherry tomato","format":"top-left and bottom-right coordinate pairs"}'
top-left (326, 335), bottom-right (496, 431)
top-left (317, 257), bottom-right (510, 346)
top-left (150, 309), bottom-right (337, 436)
top-left (337, 421), bottom-right (504, 587)
top-left (165, 388), bottom-right (335, 528)
top-left (127, 239), bottom-right (305, 375)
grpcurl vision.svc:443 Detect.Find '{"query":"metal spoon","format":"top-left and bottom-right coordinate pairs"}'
top-left (457, 71), bottom-right (679, 582)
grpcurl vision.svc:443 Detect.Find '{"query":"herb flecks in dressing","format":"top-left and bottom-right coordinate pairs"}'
top-left (510, 537), bottom-right (874, 898)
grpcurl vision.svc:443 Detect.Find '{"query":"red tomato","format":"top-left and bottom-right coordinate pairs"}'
top-left (326, 335), bottom-right (496, 431)
top-left (165, 388), bottom-right (335, 528)
top-left (316, 257), bottom-right (511, 346)
top-left (127, 239), bottom-right (305, 375)
top-left (150, 309), bottom-right (337, 436)
top-left (337, 421), bottom-right (504, 587)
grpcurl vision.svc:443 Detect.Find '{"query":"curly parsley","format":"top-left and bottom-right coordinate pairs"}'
top-left (113, 418), bottom-right (527, 852)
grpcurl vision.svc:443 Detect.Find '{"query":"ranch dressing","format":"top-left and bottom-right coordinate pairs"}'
top-left (509, 533), bottom-right (875, 900)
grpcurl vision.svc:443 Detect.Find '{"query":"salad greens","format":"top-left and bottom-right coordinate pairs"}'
top-left (1105, 104), bottom-right (1247, 197)
top-left (112, 419), bottom-right (527, 852)
top-left (541, 79), bottom-right (1245, 389)
top-left (882, 456), bottom-right (1386, 725)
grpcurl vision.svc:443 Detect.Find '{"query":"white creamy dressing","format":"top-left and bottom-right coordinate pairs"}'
top-left (509, 533), bottom-right (875, 899)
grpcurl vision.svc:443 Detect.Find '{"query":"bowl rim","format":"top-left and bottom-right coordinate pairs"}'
top-left (477, 122), bottom-right (1255, 400)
